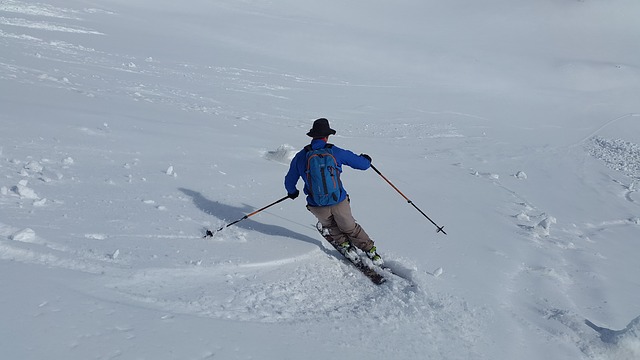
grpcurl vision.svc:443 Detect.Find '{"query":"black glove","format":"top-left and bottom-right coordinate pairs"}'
top-left (360, 153), bottom-right (372, 163)
top-left (287, 190), bottom-right (300, 199)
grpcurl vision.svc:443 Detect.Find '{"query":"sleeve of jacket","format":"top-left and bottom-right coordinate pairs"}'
top-left (284, 150), bottom-right (304, 193)
top-left (334, 146), bottom-right (371, 170)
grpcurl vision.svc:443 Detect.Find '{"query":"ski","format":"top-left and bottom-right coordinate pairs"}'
top-left (315, 223), bottom-right (389, 285)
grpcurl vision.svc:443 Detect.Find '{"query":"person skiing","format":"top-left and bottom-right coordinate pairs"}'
top-left (284, 118), bottom-right (383, 265)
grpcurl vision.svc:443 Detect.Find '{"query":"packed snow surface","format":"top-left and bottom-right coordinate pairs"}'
top-left (1, 0), bottom-right (640, 359)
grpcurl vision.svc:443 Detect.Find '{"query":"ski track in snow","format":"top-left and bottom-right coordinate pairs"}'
top-left (1, 198), bottom-right (484, 335)
top-left (0, 0), bottom-right (81, 19)
top-left (0, 16), bottom-right (104, 34)
top-left (104, 248), bottom-right (488, 358)
top-left (1, 222), bottom-right (487, 357)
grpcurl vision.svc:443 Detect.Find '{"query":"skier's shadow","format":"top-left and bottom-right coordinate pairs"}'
top-left (179, 188), bottom-right (325, 249)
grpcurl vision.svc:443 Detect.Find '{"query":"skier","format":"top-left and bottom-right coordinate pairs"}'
top-left (284, 118), bottom-right (383, 265)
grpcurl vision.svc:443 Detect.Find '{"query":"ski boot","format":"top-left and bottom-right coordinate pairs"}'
top-left (338, 241), bottom-right (359, 262)
top-left (366, 246), bottom-right (384, 266)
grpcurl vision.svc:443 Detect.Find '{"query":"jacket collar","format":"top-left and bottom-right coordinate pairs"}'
top-left (310, 138), bottom-right (329, 150)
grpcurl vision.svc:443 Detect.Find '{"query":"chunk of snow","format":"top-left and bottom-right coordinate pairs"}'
top-left (33, 198), bottom-right (47, 207)
top-left (62, 157), bottom-right (74, 165)
top-left (12, 183), bottom-right (39, 199)
top-left (515, 171), bottom-right (528, 179)
top-left (85, 234), bottom-right (107, 240)
top-left (10, 228), bottom-right (37, 242)
top-left (24, 161), bottom-right (43, 172)
top-left (264, 144), bottom-right (296, 164)
top-left (433, 267), bottom-right (444, 277)
top-left (535, 216), bottom-right (557, 237)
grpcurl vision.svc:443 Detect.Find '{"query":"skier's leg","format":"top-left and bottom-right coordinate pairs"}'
top-left (307, 204), bottom-right (348, 246)
top-left (331, 198), bottom-right (374, 251)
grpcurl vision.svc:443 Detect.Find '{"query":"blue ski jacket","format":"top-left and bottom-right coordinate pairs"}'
top-left (285, 139), bottom-right (371, 206)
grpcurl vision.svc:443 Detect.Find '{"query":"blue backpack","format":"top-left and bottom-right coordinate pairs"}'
top-left (305, 144), bottom-right (342, 206)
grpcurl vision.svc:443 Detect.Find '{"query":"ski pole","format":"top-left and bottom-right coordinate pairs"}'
top-left (370, 164), bottom-right (447, 235)
top-left (204, 195), bottom-right (290, 237)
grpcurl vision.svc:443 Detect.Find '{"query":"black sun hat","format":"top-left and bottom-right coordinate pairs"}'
top-left (307, 118), bottom-right (337, 138)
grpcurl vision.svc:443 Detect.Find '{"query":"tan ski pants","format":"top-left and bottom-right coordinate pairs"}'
top-left (307, 198), bottom-right (374, 252)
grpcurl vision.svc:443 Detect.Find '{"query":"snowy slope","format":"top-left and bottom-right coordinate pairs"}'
top-left (2, 0), bottom-right (640, 359)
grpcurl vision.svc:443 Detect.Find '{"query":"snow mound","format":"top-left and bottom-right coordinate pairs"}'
top-left (515, 171), bottom-right (528, 180)
top-left (24, 160), bottom-right (44, 172)
top-left (84, 233), bottom-right (107, 240)
top-left (165, 165), bottom-right (177, 177)
top-left (535, 216), bottom-right (557, 237)
top-left (9, 228), bottom-right (37, 243)
top-left (264, 144), bottom-right (296, 164)
top-left (11, 180), bottom-right (39, 199)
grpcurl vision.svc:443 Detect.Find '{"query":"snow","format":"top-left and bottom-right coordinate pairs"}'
top-left (1, 0), bottom-right (640, 359)
top-left (11, 179), bottom-right (39, 199)
top-left (8, 228), bottom-right (36, 243)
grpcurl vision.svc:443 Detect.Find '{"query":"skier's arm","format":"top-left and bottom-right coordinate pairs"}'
top-left (284, 152), bottom-right (303, 194)
top-left (336, 148), bottom-right (371, 170)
